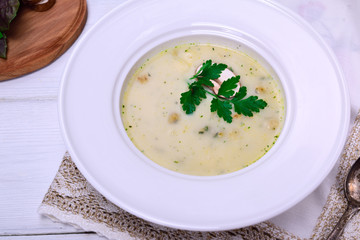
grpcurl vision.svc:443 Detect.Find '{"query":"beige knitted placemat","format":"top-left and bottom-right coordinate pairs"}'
top-left (39, 111), bottom-right (360, 240)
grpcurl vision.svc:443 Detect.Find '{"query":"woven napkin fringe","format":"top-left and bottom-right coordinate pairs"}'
top-left (310, 111), bottom-right (360, 240)
top-left (38, 152), bottom-right (298, 240)
top-left (39, 204), bottom-right (136, 240)
top-left (39, 111), bottom-right (360, 240)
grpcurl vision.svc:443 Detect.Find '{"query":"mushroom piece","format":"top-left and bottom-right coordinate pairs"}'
top-left (267, 119), bottom-right (279, 130)
top-left (168, 113), bottom-right (180, 124)
top-left (137, 75), bottom-right (148, 84)
top-left (255, 86), bottom-right (266, 94)
top-left (195, 65), bottom-right (240, 97)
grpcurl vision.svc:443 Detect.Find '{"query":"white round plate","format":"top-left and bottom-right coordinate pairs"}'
top-left (59, 0), bottom-right (350, 231)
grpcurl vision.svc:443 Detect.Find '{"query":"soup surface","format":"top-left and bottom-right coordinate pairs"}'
top-left (121, 43), bottom-right (285, 176)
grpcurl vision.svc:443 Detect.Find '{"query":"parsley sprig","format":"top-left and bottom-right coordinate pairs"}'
top-left (180, 60), bottom-right (267, 123)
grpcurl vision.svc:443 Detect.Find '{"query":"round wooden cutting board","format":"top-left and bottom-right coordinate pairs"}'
top-left (0, 0), bottom-right (87, 81)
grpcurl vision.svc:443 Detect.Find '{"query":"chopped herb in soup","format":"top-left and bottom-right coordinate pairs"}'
top-left (121, 43), bottom-right (285, 176)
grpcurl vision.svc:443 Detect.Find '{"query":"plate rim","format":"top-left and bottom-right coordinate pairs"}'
top-left (59, 0), bottom-right (350, 231)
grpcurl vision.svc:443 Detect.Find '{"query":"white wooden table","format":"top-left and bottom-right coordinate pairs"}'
top-left (0, 1), bottom-right (119, 239)
top-left (1, 1), bottom-right (359, 239)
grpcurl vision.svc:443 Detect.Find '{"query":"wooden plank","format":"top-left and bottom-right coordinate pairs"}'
top-left (0, 100), bottom-right (72, 235)
top-left (0, 0), bottom-right (122, 236)
top-left (0, 233), bottom-right (105, 240)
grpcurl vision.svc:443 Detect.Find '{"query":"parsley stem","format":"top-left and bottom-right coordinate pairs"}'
top-left (204, 89), bottom-right (218, 98)
top-left (204, 88), bottom-right (232, 101)
top-left (180, 60), bottom-right (267, 123)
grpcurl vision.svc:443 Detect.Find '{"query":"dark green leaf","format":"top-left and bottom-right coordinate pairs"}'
top-left (233, 86), bottom-right (247, 100)
top-left (232, 95), bottom-right (267, 117)
top-left (190, 60), bottom-right (214, 86)
top-left (0, 32), bottom-right (6, 58)
top-left (199, 62), bottom-right (227, 81)
top-left (180, 59), bottom-right (267, 123)
top-left (191, 84), bottom-right (207, 100)
top-left (196, 77), bottom-right (214, 87)
top-left (210, 98), bottom-right (233, 123)
top-left (217, 76), bottom-right (240, 98)
top-left (191, 59), bottom-right (212, 79)
top-left (180, 84), bottom-right (207, 114)
top-left (0, 0), bottom-right (20, 31)
top-left (192, 59), bottom-right (227, 83)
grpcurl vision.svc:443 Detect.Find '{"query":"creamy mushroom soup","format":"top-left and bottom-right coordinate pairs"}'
top-left (121, 43), bottom-right (285, 176)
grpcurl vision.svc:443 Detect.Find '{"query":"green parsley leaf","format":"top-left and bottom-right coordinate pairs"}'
top-left (235, 86), bottom-right (247, 100)
top-left (191, 59), bottom-right (211, 79)
top-left (180, 83), bottom-right (207, 114)
top-left (196, 77), bottom-right (214, 87)
top-left (0, 32), bottom-right (3, 39)
top-left (210, 98), bottom-right (233, 123)
top-left (191, 59), bottom-right (227, 86)
top-left (180, 60), bottom-right (268, 123)
top-left (217, 76), bottom-right (240, 98)
top-left (232, 91), bottom-right (268, 117)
